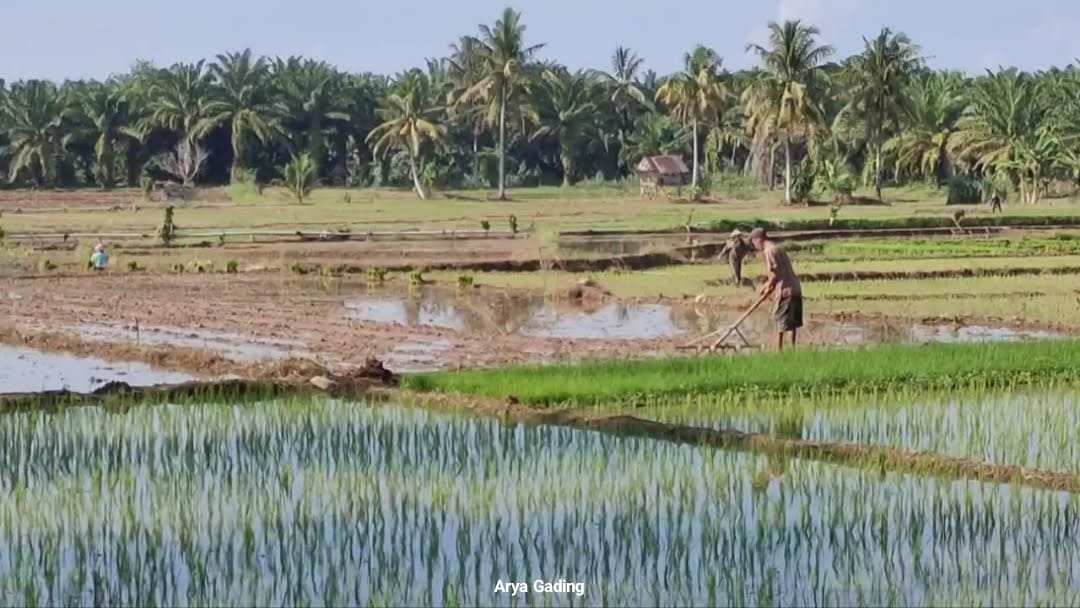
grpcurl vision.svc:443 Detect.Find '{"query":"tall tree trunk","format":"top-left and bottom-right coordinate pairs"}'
top-left (874, 144), bottom-right (884, 201)
top-left (98, 139), bottom-right (115, 191)
top-left (783, 134), bottom-right (792, 203)
top-left (691, 118), bottom-right (699, 188)
top-left (730, 144), bottom-right (737, 168)
top-left (409, 155), bottom-right (427, 200)
top-left (472, 132), bottom-right (480, 181)
top-left (497, 86), bottom-right (507, 200)
top-left (125, 141), bottom-right (140, 187)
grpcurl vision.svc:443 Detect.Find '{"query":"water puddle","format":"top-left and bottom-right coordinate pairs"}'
top-left (343, 291), bottom-right (1066, 347)
top-left (908, 324), bottom-right (1064, 343)
top-left (76, 323), bottom-right (307, 362)
top-left (0, 345), bottom-right (194, 393)
top-left (382, 338), bottom-right (453, 373)
top-left (518, 303), bottom-right (682, 339)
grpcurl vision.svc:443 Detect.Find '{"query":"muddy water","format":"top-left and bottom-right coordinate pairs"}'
top-left (76, 323), bottom-right (309, 361)
top-left (342, 291), bottom-right (1066, 347)
top-left (0, 345), bottom-right (194, 393)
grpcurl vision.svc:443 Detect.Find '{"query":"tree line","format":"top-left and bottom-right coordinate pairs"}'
top-left (2, 7), bottom-right (1079, 203)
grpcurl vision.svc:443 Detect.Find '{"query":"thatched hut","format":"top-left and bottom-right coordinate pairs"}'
top-left (635, 155), bottom-right (691, 198)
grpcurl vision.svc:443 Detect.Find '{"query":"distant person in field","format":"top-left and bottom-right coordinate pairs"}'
top-left (990, 193), bottom-right (1003, 213)
top-left (716, 229), bottom-right (753, 286)
top-left (749, 228), bottom-right (802, 350)
top-left (89, 243), bottom-right (109, 271)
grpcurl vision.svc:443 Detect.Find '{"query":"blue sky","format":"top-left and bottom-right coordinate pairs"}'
top-left (5, 0), bottom-right (1079, 81)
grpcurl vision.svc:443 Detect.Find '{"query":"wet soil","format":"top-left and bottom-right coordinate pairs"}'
top-left (0, 272), bottom-right (1068, 380)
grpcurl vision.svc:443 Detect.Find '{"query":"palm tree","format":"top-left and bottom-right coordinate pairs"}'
top-left (529, 69), bottom-right (601, 185)
top-left (457, 7), bottom-right (545, 200)
top-left (618, 113), bottom-right (691, 168)
top-left (145, 61), bottom-right (216, 142)
top-left (65, 80), bottom-right (140, 189)
top-left (655, 45), bottom-right (730, 189)
top-left (202, 49), bottom-right (285, 182)
top-left (366, 76), bottom-right (448, 199)
top-left (598, 46), bottom-right (653, 142)
top-left (951, 68), bottom-right (1054, 203)
top-left (272, 57), bottom-right (350, 173)
top-left (843, 28), bottom-right (924, 200)
top-left (745, 20), bottom-right (835, 203)
top-left (447, 36), bottom-right (489, 180)
top-left (883, 71), bottom-right (967, 184)
top-left (1, 80), bottom-right (70, 185)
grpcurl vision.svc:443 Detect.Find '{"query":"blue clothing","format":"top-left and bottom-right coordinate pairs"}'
top-left (90, 250), bottom-right (109, 269)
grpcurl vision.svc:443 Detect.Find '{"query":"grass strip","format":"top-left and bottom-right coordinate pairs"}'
top-left (403, 340), bottom-right (1080, 406)
top-left (704, 215), bottom-right (1080, 233)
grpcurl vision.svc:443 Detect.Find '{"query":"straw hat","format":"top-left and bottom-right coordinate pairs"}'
top-left (93, 243), bottom-right (103, 252)
top-left (730, 229), bottom-right (743, 238)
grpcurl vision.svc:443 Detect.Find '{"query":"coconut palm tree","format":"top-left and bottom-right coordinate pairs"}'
top-left (457, 7), bottom-right (545, 200)
top-left (598, 46), bottom-right (653, 141)
top-left (842, 28), bottom-right (924, 200)
top-left (529, 69), bottom-right (601, 186)
top-left (744, 20), bottom-right (834, 203)
top-left (202, 49), bottom-right (285, 182)
top-left (883, 71), bottom-right (967, 184)
top-left (655, 45), bottom-right (730, 189)
top-left (1, 80), bottom-right (70, 185)
top-left (618, 113), bottom-right (690, 168)
top-left (366, 75), bottom-right (448, 199)
top-left (447, 36), bottom-right (489, 180)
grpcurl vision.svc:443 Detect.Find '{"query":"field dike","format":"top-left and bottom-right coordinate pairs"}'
top-left (0, 371), bottom-right (1075, 494)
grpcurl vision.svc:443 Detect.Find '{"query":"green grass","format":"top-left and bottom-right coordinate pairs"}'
top-left (403, 340), bottom-right (1080, 406)
top-left (7, 184), bottom-right (1080, 236)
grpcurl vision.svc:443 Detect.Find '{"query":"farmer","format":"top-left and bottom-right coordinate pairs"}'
top-left (89, 243), bottom-right (109, 271)
top-left (748, 227), bottom-right (802, 350)
top-left (990, 193), bottom-right (1003, 213)
top-left (716, 229), bottom-right (753, 286)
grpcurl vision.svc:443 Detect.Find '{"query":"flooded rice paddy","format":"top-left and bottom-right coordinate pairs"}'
top-left (0, 345), bottom-right (194, 393)
top-left (647, 391), bottom-right (1080, 473)
top-left (0, 398), bottom-right (1074, 606)
top-left (343, 290), bottom-right (1065, 345)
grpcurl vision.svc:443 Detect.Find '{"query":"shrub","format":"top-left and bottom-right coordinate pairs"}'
top-left (366, 267), bottom-right (388, 283)
top-left (226, 260), bottom-right (239, 274)
top-left (946, 176), bottom-right (984, 205)
top-left (282, 154), bottom-right (318, 204)
top-left (290, 262), bottom-right (308, 275)
top-left (790, 164), bottom-right (815, 203)
top-left (457, 274), bottom-right (474, 288)
top-left (126, 261), bottom-right (141, 272)
top-left (409, 270), bottom-right (425, 286)
top-left (508, 214), bottom-right (519, 235)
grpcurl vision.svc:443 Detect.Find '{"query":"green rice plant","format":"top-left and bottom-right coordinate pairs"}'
top-left (0, 397), bottom-right (1072, 606)
top-left (456, 274), bottom-right (474, 289)
top-left (480, 220), bottom-right (490, 236)
top-left (41, 259), bottom-right (57, 272)
top-left (508, 214), bottom-right (519, 235)
top-left (226, 260), bottom-right (239, 274)
top-left (289, 262), bottom-right (308, 275)
top-left (409, 270), bottom-right (425, 286)
top-left (404, 340), bottom-right (1080, 406)
top-left (126, 260), bottom-right (141, 272)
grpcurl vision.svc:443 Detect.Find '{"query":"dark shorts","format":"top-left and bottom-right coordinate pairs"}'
top-left (774, 295), bottom-right (803, 332)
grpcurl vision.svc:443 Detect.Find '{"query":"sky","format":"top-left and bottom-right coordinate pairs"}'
top-left (4, 0), bottom-right (1080, 81)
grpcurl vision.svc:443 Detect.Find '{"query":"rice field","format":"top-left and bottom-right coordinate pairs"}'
top-left (0, 397), bottom-right (1077, 607)
top-left (643, 389), bottom-right (1080, 473)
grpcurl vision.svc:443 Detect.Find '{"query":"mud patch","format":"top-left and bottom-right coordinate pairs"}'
top-left (76, 323), bottom-right (308, 362)
top-left (0, 344), bottom-right (195, 393)
top-left (383, 337), bottom-right (454, 373)
top-left (519, 303), bottom-right (684, 340)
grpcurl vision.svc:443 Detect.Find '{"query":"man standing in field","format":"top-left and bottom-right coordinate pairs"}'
top-left (748, 228), bottom-right (802, 350)
top-left (716, 229), bottom-right (753, 286)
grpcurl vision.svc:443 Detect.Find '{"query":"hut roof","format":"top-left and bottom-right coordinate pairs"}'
top-left (635, 155), bottom-right (690, 175)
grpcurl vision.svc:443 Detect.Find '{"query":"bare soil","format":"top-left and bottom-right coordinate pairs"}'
top-left (0, 272), bottom-right (1068, 379)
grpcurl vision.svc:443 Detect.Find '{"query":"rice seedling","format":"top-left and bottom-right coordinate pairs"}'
top-left (0, 397), bottom-right (1073, 606)
top-left (226, 260), bottom-right (239, 274)
top-left (404, 340), bottom-right (1080, 406)
top-left (636, 388), bottom-right (1080, 473)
